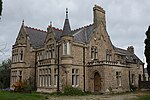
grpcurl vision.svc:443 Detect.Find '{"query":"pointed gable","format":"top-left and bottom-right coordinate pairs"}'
top-left (15, 21), bottom-right (27, 45)
top-left (45, 25), bottom-right (55, 44)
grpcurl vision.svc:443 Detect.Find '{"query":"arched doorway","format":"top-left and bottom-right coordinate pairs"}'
top-left (94, 72), bottom-right (101, 92)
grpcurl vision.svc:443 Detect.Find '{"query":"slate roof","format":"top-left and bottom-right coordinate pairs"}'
top-left (25, 26), bottom-right (47, 49)
top-left (72, 24), bottom-right (94, 43)
top-left (114, 47), bottom-right (143, 64)
top-left (24, 24), bottom-right (143, 64)
top-left (25, 24), bottom-right (94, 49)
top-left (62, 19), bottom-right (71, 36)
top-left (25, 26), bottom-right (62, 49)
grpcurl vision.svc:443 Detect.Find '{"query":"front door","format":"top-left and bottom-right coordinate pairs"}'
top-left (94, 72), bottom-right (101, 92)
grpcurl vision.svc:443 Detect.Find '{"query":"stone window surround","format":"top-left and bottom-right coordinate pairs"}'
top-left (116, 71), bottom-right (121, 87)
top-left (11, 70), bottom-right (22, 84)
top-left (12, 48), bottom-right (24, 63)
top-left (72, 68), bottom-right (79, 87)
top-left (39, 68), bottom-right (51, 87)
top-left (46, 44), bottom-right (55, 59)
top-left (106, 49), bottom-right (112, 61)
top-left (91, 46), bottom-right (98, 60)
top-left (62, 40), bottom-right (71, 55)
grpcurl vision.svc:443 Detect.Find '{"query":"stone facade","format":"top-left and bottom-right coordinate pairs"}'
top-left (10, 5), bottom-right (144, 93)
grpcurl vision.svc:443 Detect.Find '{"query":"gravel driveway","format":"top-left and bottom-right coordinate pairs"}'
top-left (47, 93), bottom-right (138, 100)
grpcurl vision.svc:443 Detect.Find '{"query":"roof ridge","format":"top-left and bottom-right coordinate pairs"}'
top-left (25, 26), bottom-right (47, 32)
top-left (72, 23), bottom-right (93, 32)
top-left (115, 47), bottom-right (127, 51)
top-left (52, 26), bottom-right (62, 31)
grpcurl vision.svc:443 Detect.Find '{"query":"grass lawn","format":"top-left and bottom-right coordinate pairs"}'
top-left (136, 95), bottom-right (150, 100)
top-left (134, 90), bottom-right (150, 100)
top-left (0, 90), bottom-right (45, 100)
top-left (0, 90), bottom-right (150, 100)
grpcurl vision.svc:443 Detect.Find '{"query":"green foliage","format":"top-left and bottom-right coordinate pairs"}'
top-left (63, 87), bottom-right (85, 96)
top-left (0, 90), bottom-right (44, 100)
top-left (12, 81), bottom-right (34, 93)
top-left (137, 95), bottom-right (150, 100)
top-left (22, 84), bottom-right (34, 93)
top-left (0, 0), bottom-right (2, 16)
top-left (144, 26), bottom-right (150, 77)
top-left (0, 59), bottom-right (11, 89)
top-left (50, 87), bottom-right (86, 96)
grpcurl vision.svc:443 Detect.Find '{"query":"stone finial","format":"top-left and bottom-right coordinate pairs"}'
top-left (50, 21), bottom-right (52, 26)
top-left (66, 8), bottom-right (68, 19)
top-left (22, 20), bottom-right (24, 26)
top-left (47, 21), bottom-right (53, 32)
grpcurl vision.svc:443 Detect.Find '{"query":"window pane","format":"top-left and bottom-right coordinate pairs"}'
top-left (72, 75), bottom-right (75, 85)
top-left (72, 69), bottom-right (74, 74)
top-left (67, 42), bottom-right (70, 55)
top-left (54, 75), bottom-right (57, 86)
top-left (76, 69), bottom-right (79, 74)
top-left (76, 75), bottom-right (79, 86)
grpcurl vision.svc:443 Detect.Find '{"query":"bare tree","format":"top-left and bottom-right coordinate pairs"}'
top-left (0, 0), bottom-right (2, 16)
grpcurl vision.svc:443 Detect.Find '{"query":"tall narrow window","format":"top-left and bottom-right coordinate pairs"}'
top-left (63, 42), bottom-right (67, 55)
top-left (18, 70), bottom-right (22, 82)
top-left (91, 48), bottom-right (94, 60)
top-left (116, 72), bottom-right (121, 87)
top-left (48, 68), bottom-right (51, 87)
top-left (72, 68), bottom-right (79, 87)
top-left (20, 50), bottom-right (23, 61)
top-left (67, 42), bottom-right (70, 55)
top-left (95, 48), bottom-right (98, 59)
top-left (54, 68), bottom-right (58, 87)
top-left (39, 69), bottom-right (42, 87)
top-left (52, 48), bottom-right (55, 58)
top-left (131, 74), bottom-right (135, 85)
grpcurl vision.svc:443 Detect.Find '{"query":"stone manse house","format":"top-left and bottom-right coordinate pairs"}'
top-left (10, 5), bottom-right (144, 93)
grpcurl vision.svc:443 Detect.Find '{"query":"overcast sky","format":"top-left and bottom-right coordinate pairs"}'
top-left (0, 0), bottom-right (150, 65)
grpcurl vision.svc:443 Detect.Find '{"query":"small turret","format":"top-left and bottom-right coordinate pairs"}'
top-left (62, 8), bottom-right (72, 36)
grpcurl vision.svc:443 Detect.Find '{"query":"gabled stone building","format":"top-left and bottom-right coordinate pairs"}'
top-left (11, 5), bottom-right (144, 93)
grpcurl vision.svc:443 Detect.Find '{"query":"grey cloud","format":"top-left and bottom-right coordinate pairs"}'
top-left (0, 0), bottom-right (150, 64)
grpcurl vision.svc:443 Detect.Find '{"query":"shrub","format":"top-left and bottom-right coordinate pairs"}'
top-left (130, 85), bottom-right (137, 91)
top-left (22, 84), bottom-right (34, 93)
top-left (63, 87), bottom-right (85, 96)
top-left (12, 81), bottom-right (34, 93)
top-left (12, 81), bottom-right (24, 92)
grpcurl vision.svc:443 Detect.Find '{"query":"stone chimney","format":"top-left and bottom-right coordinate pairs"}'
top-left (93, 4), bottom-right (106, 28)
top-left (127, 46), bottom-right (134, 54)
